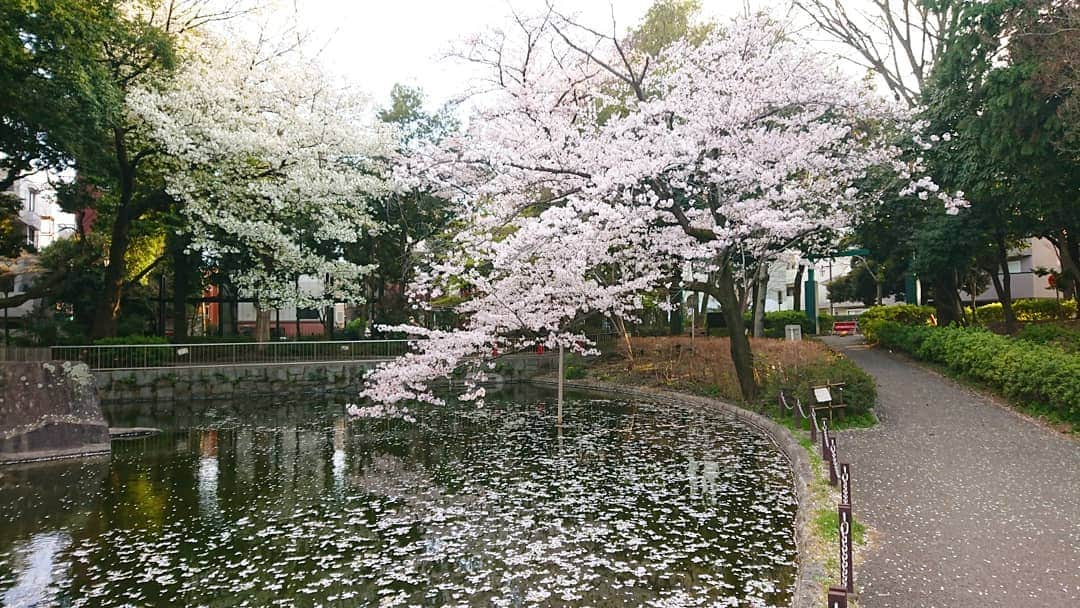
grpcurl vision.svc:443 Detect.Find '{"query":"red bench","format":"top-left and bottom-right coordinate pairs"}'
top-left (832, 321), bottom-right (858, 336)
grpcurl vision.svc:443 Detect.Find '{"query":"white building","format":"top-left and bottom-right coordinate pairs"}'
top-left (4, 173), bottom-right (77, 318)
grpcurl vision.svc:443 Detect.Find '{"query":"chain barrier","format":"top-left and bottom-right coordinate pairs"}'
top-left (779, 388), bottom-right (855, 605)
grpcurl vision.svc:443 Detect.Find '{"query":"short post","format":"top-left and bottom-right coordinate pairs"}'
top-left (809, 411), bottom-right (817, 443)
top-left (827, 587), bottom-right (848, 608)
top-left (840, 463), bottom-right (851, 508)
top-left (557, 342), bottom-right (564, 428)
top-left (828, 437), bottom-right (839, 486)
top-left (838, 504), bottom-right (854, 593)
top-left (821, 420), bottom-right (830, 460)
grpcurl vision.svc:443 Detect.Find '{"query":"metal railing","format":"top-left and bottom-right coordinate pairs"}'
top-left (49, 340), bottom-right (415, 371)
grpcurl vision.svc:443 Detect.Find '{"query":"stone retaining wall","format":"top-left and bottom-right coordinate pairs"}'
top-left (1, 361), bottom-right (110, 463)
top-left (94, 354), bottom-right (557, 403)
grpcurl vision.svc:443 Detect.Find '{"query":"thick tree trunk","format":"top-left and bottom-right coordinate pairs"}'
top-left (90, 215), bottom-right (131, 338)
top-left (323, 304), bottom-right (335, 337)
top-left (717, 268), bottom-right (758, 401)
top-left (932, 273), bottom-right (964, 326)
top-left (254, 307), bottom-right (272, 343)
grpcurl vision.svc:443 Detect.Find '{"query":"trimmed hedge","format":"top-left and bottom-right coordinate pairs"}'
top-left (859, 304), bottom-right (936, 341)
top-left (739, 310), bottom-right (834, 337)
top-left (870, 321), bottom-right (1080, 424)
top-left (972, 298), bottom-right (1077, 323)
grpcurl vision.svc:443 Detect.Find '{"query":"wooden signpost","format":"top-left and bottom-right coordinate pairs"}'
top-left (827, 587), bottom-right (848, 608)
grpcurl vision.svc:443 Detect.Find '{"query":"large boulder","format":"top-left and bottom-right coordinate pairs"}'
top-left (0, 361), bottom-right (110, 463)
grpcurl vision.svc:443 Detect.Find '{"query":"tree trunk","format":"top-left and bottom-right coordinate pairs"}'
top-left (751, 263), bottom-right (768, 338)
top-left (793, 264), bottom-right (804, 312)
top-left (90, 214), bottom-right (131, 338)
top-left (169, 235), bottom-right (193, 342)
top-left (717, 267), bottom-right (758, 401)
top-left (668, 278), bottom-right (684, 336)
top-left (323, 304), bottom-right (335, 337)
top-left (612, 315), bottom-right (635, 371)
top-left (932, 273), bottom-right (964, 326)
top-left (993, 233), bottom-right (1017, 333)
top-left (1054, 229), bottom-right (1079, 312)
top-left (254, 307), bottom-right (272, 343)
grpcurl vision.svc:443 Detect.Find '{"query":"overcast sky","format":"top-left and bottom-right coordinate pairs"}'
top-left (294, 0), bottom-right (813, 111)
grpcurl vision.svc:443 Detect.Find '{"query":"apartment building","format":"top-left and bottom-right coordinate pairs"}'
top-left (4, 173), bottom-right (77, 318)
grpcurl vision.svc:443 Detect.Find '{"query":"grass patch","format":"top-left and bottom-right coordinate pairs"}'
top-left (813, 508), bottom-right (866, 546)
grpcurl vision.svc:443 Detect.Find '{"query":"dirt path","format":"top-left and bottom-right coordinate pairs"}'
top-left (822, 335), bottom-right (1080, 608)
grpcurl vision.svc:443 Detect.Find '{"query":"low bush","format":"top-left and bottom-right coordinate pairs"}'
top-left (869, 321), bottom-right (1080, 425)
top-left (973, 298), bottom-right (1077, 323)
top-left (1016, 323), bottom-right (1080, 353)
top-left (763, 310), bottom-right (814, 338)
top-left (92, 335), bottom-right (170, 346)
top-left (737, 310), bottom-right (830, 337)
top-left (859, 304), bottom-right (935, 342)
top-left (758, 346), bottom-right (876, 418)
top-left (344, 318), bottom-right (367, 339)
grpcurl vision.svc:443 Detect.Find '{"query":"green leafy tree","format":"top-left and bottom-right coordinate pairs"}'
top-left (0, 0), bottom-right (120, 188)
top-left (923, 0), bottom-right (1080, 329)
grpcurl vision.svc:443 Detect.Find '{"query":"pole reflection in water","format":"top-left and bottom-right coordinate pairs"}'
top-left (197, 429), bottom-right (220, 517)
top-left (332, 417), bottom-right (347, 489)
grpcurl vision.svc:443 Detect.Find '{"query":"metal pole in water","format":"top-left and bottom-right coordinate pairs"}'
top-left (557, 342), bottom-right (564, 428)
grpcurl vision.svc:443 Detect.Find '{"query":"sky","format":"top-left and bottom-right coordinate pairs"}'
top-left (294, 0), bottom-right (803, 111)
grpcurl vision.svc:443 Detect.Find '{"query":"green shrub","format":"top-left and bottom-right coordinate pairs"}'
top-left (564, 365), bottom-right (588, 380)
top-left (89, 335), bottom-right (171, 367)
top-left (760, 350), bottom-right (876, 417)
top-left (817, 311), bottom-right (835, 334)
top-left (860, 304), bottom-right (936, 341)
top-left (344, 318), bottom-right (367, 339)
top-left (868, 321), bottom-right (1080, 424)
top-left (762, 310), bottom-right (814, 338)
top-left (973, 298), bottom-right (1077, 323)
top-left (1016, 323), bottom-right (1080, 353)
top-left (92, 335), bottom-right (170, 346)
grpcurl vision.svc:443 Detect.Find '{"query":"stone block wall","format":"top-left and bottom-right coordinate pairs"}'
top-left (94, 354), bottom-right (556, 403)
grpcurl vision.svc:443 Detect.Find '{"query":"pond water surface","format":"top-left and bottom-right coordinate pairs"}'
top-left (0, 386), bottom-right (797, 607)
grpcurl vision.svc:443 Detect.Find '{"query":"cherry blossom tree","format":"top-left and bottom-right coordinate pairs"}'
top-left (129, 34), bottom-right (395, 340)
top-left (362, 11), bottom-right (960, 408)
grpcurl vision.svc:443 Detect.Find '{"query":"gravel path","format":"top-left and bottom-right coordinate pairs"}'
top-left (822, 335), bottom-right (1080, 608)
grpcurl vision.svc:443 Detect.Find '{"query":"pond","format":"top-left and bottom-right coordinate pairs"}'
top-left (0, 386), bottom-right (797, 607)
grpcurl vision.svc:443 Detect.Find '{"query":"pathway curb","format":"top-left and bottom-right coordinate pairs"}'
top-left (530, 378), bottom-right (823, 608)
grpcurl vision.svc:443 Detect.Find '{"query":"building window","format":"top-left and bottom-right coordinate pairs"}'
top-left (26, 225), bottom-right (37, 247)
top-left (26, 189), bottom-right (37, 212)
top-left (1007, 259), bottom-right (1023, 274)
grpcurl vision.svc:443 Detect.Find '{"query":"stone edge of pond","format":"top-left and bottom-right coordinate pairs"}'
top-left (530, 379), bottom-right (823, 608)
